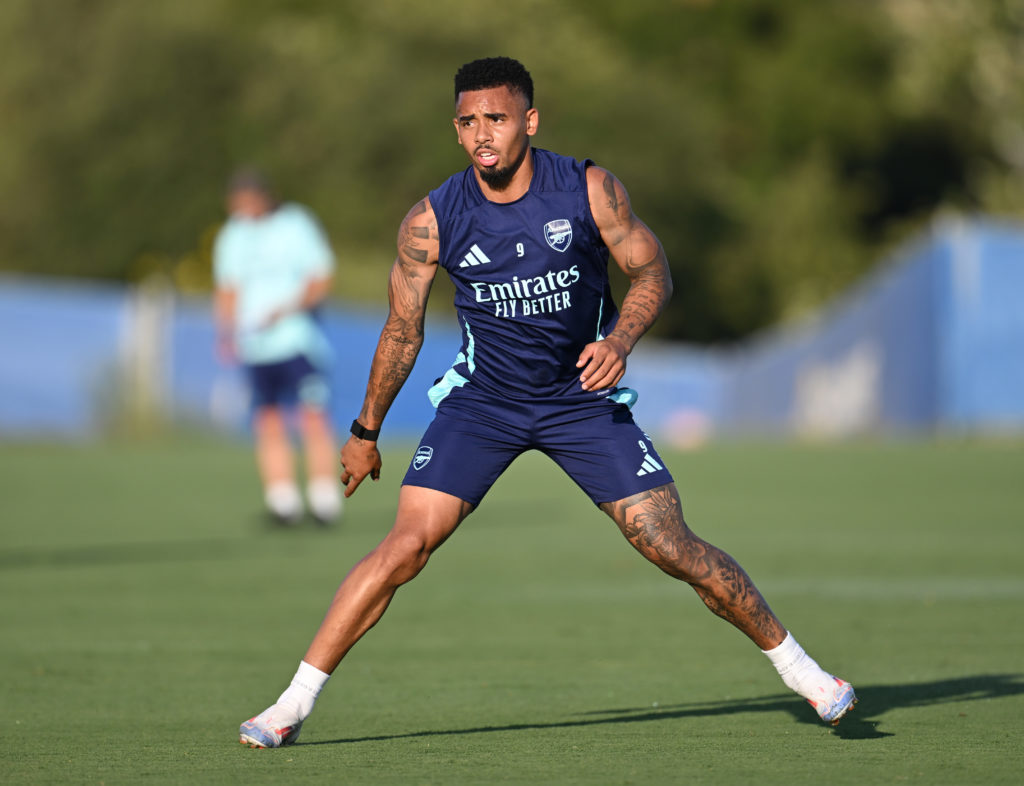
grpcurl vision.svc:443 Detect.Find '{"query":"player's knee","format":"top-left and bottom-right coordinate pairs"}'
top-left (633, 522), bottom-right (710, 583)
top-left (375, 530), bottom-right (433, 586)
top-left (254, 408), bottom-right (287, 435)
top-left (298, 406), bottom-right (329, 431)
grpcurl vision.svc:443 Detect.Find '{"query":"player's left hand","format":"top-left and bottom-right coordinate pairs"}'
top-left (576, 335), bottom-right (629, 391)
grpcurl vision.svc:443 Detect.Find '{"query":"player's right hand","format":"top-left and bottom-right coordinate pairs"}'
top-left (576, 334), bottom-right (629, 391)
top-left (340, 435), bottom-right (382, 497)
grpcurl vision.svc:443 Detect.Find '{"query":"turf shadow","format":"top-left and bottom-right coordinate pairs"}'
top-left (0, 538), bottom-right (240, 569)
top-left (0, 513), bottom-right (339, 569)
top-left (305, 673), bottom-right (1023, 745)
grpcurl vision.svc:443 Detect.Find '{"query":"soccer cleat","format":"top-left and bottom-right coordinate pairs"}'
top-left (239, 706), bottom-right (303, 748)
top-left (807, 676), bottom-right (857, 725)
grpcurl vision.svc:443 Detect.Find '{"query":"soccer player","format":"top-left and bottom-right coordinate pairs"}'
top-left (214, 169), bottom-right (342, 524)
top-left (239, 57), bottom-right (855, 747)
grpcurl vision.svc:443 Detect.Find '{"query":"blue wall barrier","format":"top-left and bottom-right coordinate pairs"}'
top-left (938, 222), bottom-right (1024, 428)
top-left (717, 218), bottom-right (1024, 437)
top-left (0, 278), bottom-right (128, 436)
top-left (2, 218), bottom-right (1022, 441)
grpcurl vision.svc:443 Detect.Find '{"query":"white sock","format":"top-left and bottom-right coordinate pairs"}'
top-left (762, 632), bottom-right (834, 700)
top-left (275, 661), bottom-right (331, 721)
top-left (265, 482), bottom-right (303, 520)
top-left (306, 477), bottom-right (342, 521)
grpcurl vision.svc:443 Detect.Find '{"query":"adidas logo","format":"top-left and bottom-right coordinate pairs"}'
top-left (636, 454), bottom-right (664, 476)
top-left (459, 243), bottom-right (491, 268)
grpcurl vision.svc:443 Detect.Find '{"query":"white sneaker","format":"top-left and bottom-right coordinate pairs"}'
top-left (265, 482), bottom-right (303, 524)
top-left (307, 477), bottom-right (342, 524)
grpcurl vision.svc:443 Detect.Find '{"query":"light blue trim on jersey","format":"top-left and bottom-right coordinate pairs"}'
top-left (608, 387), bottom-right (638, 409)
top-left (427, 318), bottom-right (477, 408)
top-left (464, 319), bottom-right (476, 373)
top-left (595, 299), bottom-right (605, 341)
top-left (427, 362), bottom-right (470, 408)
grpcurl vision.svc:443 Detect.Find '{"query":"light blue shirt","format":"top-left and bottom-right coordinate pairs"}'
top-left (214, 203), bottom-right (335, 365)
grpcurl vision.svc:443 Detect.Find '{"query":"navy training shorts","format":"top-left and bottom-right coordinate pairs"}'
top-left (401, 386), bottom-right (674, 507)
top-left (245, 355), bottom-right (330, 410)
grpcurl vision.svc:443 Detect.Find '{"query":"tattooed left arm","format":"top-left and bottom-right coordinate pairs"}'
top-left (575, 166), bottom-right (673, 391)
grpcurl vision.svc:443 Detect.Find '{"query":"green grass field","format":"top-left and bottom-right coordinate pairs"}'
top-left (1, 436), bottom-right (1022, 785)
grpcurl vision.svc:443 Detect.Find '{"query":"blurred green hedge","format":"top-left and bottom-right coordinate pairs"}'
top-left (2, 0), bottom-right (1022, 341)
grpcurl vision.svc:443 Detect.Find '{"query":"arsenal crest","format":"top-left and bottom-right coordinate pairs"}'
top-left (412, 445), bottom-right (434, 470)
top-left (543, 219), bottom-right (573, 253)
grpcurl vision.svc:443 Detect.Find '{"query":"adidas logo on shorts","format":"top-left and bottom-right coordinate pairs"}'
top-left (635, 440), bottom-right (664, 476)
top-left (636, 455), bottom-right (664, 476)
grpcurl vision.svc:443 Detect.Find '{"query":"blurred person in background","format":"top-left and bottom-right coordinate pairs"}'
top-left (213, 168), bottom-right (342, 525)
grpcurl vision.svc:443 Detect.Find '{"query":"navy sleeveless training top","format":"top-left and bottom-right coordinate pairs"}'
top-left (426, 148), bottom-right (621, 404)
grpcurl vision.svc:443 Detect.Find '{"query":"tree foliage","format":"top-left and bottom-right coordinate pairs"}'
top-left (1, 0), bottom-right (1021, 342)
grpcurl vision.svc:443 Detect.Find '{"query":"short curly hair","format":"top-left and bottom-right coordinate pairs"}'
top-left (454, 57), bottom-right (534, 108)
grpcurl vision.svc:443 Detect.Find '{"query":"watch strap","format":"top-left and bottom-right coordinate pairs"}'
top-left (350, 419), bottom-right (380, 441)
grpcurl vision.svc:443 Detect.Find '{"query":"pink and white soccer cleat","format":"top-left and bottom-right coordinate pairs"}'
top-left (239, 705), bottom-right (303, 748)
top-left (807, 677), bottom-right (857, 725)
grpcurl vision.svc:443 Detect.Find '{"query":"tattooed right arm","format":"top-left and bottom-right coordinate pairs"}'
top-left (358, 198), bottom-right (440, 428)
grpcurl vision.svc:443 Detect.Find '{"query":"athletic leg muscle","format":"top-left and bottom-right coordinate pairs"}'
top-left (600, 482), bottom-right (785, 650)
top-left (303, 486), bottom-right (473, 673)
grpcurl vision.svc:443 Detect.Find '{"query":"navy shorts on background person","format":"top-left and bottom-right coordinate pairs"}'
top-left (401, 386), bottom-right (674, 507)
top-left (246, 355), bottom-right (330, 410)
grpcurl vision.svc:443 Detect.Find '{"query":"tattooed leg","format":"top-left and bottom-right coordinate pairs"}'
top-left (600, 482), bottom-right (786, 650)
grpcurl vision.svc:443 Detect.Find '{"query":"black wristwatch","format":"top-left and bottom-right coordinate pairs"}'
top-left (350, 419), bottom-right (380, 441)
